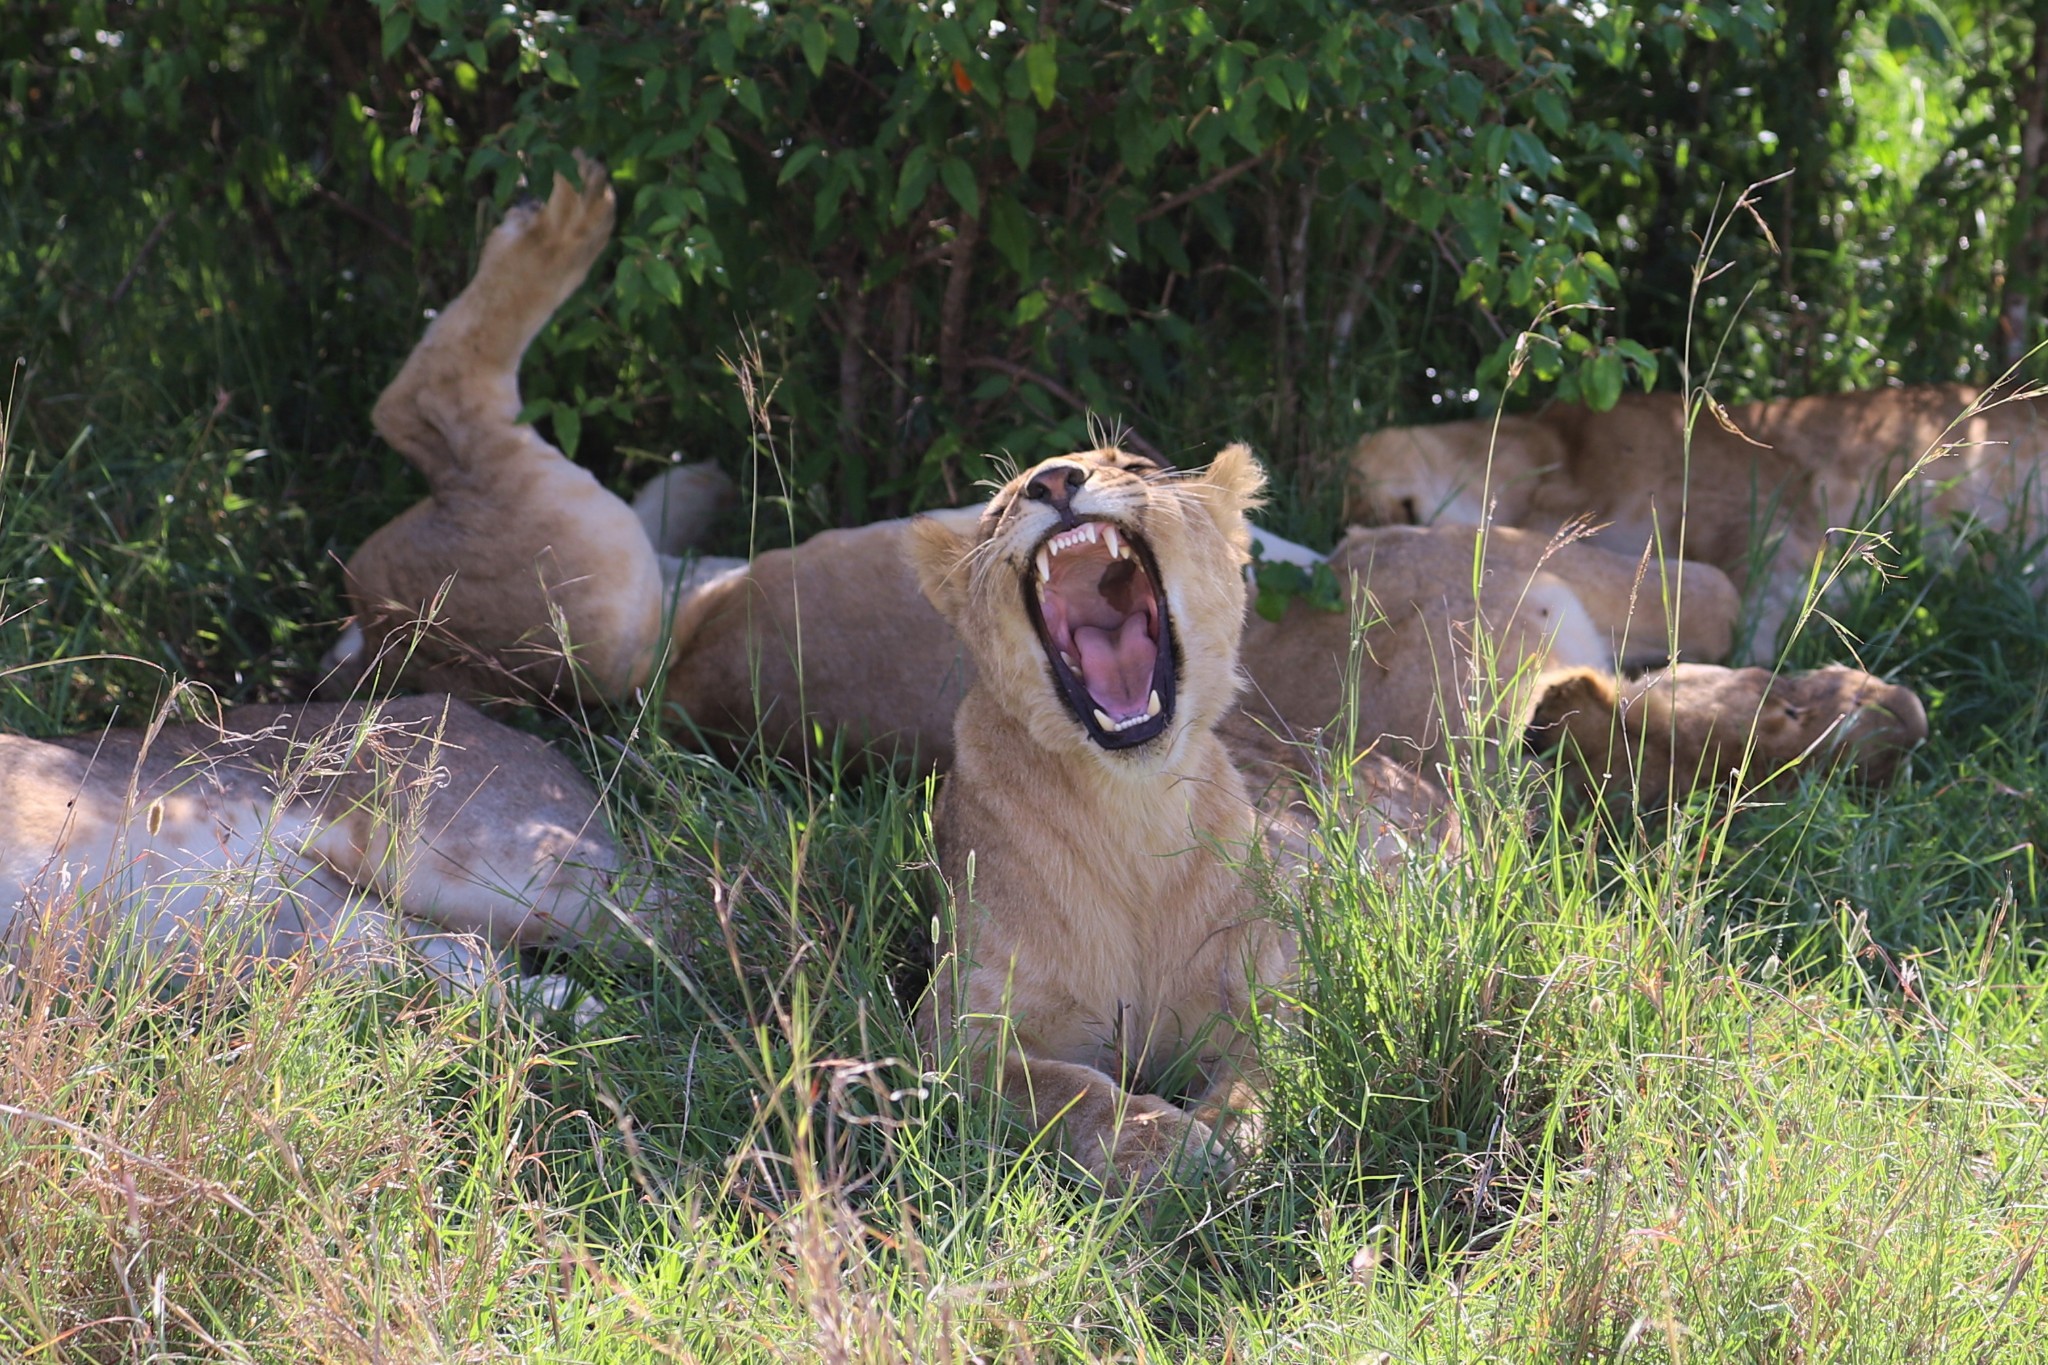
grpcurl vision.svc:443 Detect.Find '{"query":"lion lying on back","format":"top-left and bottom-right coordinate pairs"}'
top-left (332, 157), bottom-right (1926, 817)
top-left (1347, 387), bottom-right (2048, 652)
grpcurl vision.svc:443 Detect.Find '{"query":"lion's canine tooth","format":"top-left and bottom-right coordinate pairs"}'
top-left (1062, 651), bottom-right (1079, 670)
top-left (1093, 707), bottom-right (1115, 731)
top-left (1146, 689), bottom-right (1161, 718)
top-left (1104, 526), bottom-right (1122, 560)
top-left (1036, 547), bottom-right (1051, 582)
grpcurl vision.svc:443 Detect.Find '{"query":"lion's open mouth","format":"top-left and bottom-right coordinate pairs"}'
top-left (1024, 518), bottom-right (1176, 750)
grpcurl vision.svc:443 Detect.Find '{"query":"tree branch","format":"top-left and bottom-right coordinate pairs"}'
top-left (1134, 150), bottom-right (1270, 225)
top-left (310, 182), bottom-right (412, 251)
top-left (964, 356), bottom-right (1167, 465)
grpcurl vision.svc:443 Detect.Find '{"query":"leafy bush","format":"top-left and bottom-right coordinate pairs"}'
top-left (6, 0), bottom-right (1770, 540)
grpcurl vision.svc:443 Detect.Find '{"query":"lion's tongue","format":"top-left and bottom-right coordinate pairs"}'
top-left (1073, 613), bottom-right (1156, 720)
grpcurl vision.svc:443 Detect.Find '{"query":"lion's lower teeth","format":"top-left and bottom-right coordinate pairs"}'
top-left (1092, 706), bottom-right (1153, 734)
top-left (1146, 689), bottom-right (1161, 717)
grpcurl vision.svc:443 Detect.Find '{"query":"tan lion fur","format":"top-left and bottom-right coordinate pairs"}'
top-left (909, 443), bottom-right (1281, 1191)
top-left (1234, 523), bottom-right (1741, 778)
top-left (1347, 386), bottom-right (2048, 652)
top-left (341, 154), bottom-right (666, 702)
top-left (1526, 662), bottom-right (1929, 807)
top-left (662, 508), bottom-right (980, 768)
top-left (0, 695), bottom-right (633, 981)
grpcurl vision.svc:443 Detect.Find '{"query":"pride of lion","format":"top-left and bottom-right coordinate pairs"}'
top-left (1347, 384), bottom-right (2048, 652)
top-left (4, 157), bottom-right (1956, 1187)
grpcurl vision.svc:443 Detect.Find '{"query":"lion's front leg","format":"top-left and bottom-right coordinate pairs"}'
top-left (1185, 1055), bottom-right (1268, 1161)
top-left (995, 1050), bottom-right (1235, 1194)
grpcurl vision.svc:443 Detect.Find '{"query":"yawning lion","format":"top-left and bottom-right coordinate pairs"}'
top-left (909, 442), bottom-right (1280, 1191)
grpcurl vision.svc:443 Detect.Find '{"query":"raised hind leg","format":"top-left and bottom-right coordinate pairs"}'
top-left (342, 155), bottom-right (664, 702)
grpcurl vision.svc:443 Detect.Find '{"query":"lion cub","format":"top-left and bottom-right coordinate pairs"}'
top-left (909, 443), bottom-right (1283, 1191)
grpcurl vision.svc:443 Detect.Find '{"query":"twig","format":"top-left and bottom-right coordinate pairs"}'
top-left (963, 356), bottom-right (1166, 464)
top-left (1432, 228), bottom-right (1507, 340)
top-left (938, 209), bottom-right (982, 408)
top-left (107, 210), bottom-right (176, 306)
top-left (309, 182), bottom-right (412, 251)
top-left (1134, 149), bottom-right (1270, 225)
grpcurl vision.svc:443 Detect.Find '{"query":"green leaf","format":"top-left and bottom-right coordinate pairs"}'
top-left (553, 403), bottom-right (582, 461)
top-left (939, 156), bottom-right (980, 217)
top-left (644, 255), bottom-right (683, 305)
top-left (1248, 559), bottom-right (1340, 621)
top-left (380, 6), bottom-right (412, 57)
top-left (733, 76), bottom-right (765, 121)
top-left (1452, 195), bottom-right (1501, 263)
top-left (990, 193), bottom-right (1032, 273)
top-left (1004, 101), bottom-right (1036, 171)
top-left (1615, 339), bottom-right (1659, 389)
top-left (1583, 350), bottom-right (1624, 411)
top-left (1483, 7), bottom-right (1520, 65)
top-left (1886, 11), bottom-right (1949, 60)
top-left (1446, 70), bottom-right (1483, 126)
top-left (893, 145), bottom-right (935, 221)
top-left (1452, 5), bottom-right (1480, 54)
top-left (1024, 40), bottom-right (1058, 110)
top-left (800, 19), bottom-right (830, 77)
top-left (1084, 281), bottom-right (1129, 315)
top-left (1307, 563), bottom-right (1343, 613)
top-left (776, 142), bottom-right (825, 186)
top-left (1256, 59), bottom-right (1292, 111)
top-left (1013, 290), bottom-right (1050, 324)
top-left (830, 13), bottom-right (859, 64)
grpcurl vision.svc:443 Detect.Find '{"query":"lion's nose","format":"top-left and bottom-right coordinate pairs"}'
top-left (1024, 464), bottom-right (1089, 515)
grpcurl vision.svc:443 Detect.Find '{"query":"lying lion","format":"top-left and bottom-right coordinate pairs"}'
top-left (0, 695), bottom-right (636, 984)
top-left (331, 156), bottom-right (1925, 814)
top-left (1527, 663), bottom-right (1926, 808)
top-left (1346, 386), bottom-right (2048, 652)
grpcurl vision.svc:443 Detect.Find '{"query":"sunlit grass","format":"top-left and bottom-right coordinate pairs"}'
top-left (8, 371), bottom-right (2048, 1361)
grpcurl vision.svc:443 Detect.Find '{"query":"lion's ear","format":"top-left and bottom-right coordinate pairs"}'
top-left (907, 514), bottom-right (972, 622)
top-left (1194, 442), bottom-right (1268, 553)
top-left (1525, 667), bottom-right (1620, 758)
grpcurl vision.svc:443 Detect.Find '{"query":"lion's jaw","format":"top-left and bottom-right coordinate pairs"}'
top-left (911, 445), bottom-right (1262, 776)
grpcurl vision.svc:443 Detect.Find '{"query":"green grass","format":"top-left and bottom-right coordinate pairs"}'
top-left (8, 373), bottom-right (2048, 1362)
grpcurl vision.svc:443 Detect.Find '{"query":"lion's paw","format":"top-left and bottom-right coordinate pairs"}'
top-left (538, 151), bottom-right (616, 244)
top-left (1097, 1102), bottom-right (1235, 1195)
top-left (485, 152), bottom-right (615, 275)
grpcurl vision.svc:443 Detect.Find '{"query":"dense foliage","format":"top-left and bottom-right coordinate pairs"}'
top-left (0, 1), bottom-right (1712, 527)
top-left (11, 2), bottom-right (2046, 540)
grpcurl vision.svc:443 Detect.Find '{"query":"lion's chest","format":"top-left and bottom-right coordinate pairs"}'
top-left (992, 839), bottom-right (1263, 1085)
